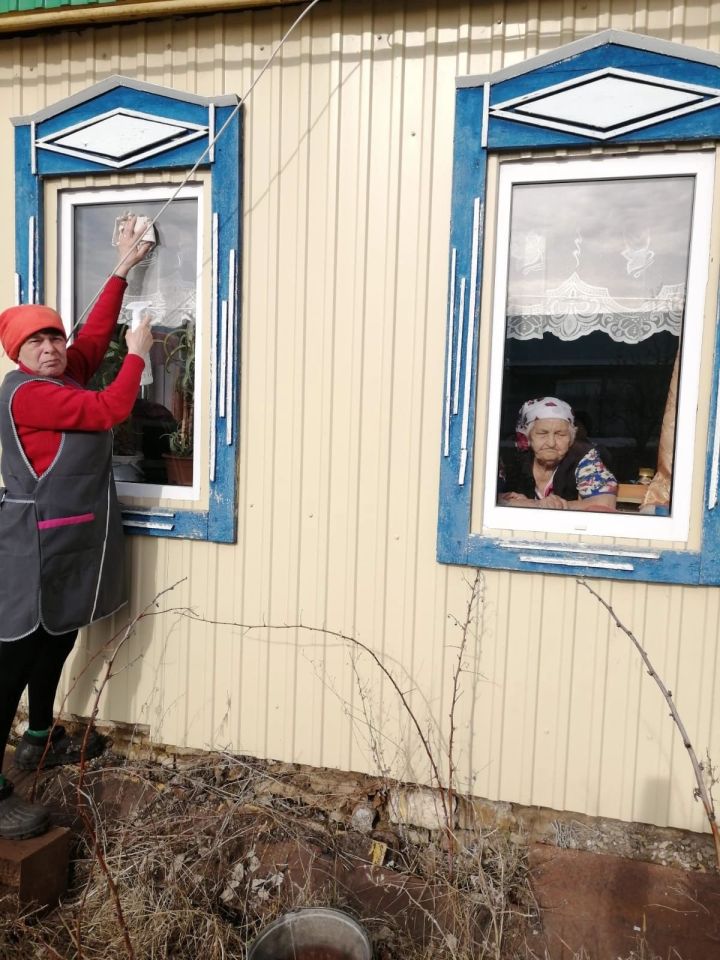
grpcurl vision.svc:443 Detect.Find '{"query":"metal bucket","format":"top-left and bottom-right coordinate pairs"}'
top-left (247, 907), bottom-right (372, 960)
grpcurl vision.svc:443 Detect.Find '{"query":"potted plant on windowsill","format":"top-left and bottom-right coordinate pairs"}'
top-left (162, 323), bottom-right (195, 486)
top-left (164, 414), bottom-right (193, 485)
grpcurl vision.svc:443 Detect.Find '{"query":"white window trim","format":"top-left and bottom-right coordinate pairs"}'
top-left (58, 183), bottom-right (205, 503)
top-left (482, 151), bottom-right (715, 543)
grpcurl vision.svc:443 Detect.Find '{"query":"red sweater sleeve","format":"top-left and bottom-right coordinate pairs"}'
top-left (12, 354), bottom-right (145, 432)
top-left (65, 274), bottom-right (128, 386)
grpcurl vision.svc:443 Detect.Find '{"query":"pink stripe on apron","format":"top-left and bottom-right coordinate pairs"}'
top-left (38, 512), bottom-right (95, 530)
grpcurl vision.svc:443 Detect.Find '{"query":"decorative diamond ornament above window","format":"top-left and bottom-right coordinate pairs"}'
top-left (490, 67), bottom-right (720, 139)
top-left (36, 108), bottom-right (207, 168)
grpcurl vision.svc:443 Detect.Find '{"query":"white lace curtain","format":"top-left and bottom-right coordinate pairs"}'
top-left (506, 272), bottom-right (685, 343)
top-left (504, 176), bottom-right (692, 344)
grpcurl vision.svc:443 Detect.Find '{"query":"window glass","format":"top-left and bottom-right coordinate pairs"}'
top-left (482, 154), bottom-right (712, 541)
top-left (61, 187), bottom-right (203, 499)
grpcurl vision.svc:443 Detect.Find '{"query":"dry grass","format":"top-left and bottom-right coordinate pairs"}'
top-left (0, 752), bottom-right (689, 960)
top-left (0, 752), bottom-right (540, 960)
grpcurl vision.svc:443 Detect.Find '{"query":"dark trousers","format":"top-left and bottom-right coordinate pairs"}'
top-left (0, 625), bottom-right (77, 773)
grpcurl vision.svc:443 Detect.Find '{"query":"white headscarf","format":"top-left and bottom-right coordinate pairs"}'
top-left (515, 397), bottom-right (574, 451)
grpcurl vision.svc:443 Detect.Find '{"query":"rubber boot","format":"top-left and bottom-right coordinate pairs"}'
top-left (0, 780), bottom-right (50, 840)
top-left (14, 725), bottom-right (106, 771)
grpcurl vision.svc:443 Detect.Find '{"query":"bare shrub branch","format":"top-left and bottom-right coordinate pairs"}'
top-left (578, 579), bottom-right (720, 869)
top-left (174, 571), bottom-right (485, 875)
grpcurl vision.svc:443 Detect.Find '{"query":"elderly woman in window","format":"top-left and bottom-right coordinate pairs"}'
top-left (499, 397), bottom-right (617, 511)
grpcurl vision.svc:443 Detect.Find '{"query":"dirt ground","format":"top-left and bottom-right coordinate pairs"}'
top-left (1, 740), bottom-right (719, 959)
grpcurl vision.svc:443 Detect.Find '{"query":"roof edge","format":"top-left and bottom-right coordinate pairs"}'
top-left (0, 0), bottom-right (306, 36)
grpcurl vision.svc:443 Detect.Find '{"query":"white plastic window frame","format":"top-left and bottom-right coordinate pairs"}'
top-left (58, 183), bottom-right (205, 503)
top-left (481, 151), bottom-right (713, 544)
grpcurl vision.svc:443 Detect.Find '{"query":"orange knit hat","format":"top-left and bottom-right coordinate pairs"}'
top-left (0, 305), bottom-right (66, 362)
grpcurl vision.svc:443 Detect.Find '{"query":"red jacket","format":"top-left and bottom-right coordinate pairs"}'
top-left (11, 276), bottom-right (144, 476)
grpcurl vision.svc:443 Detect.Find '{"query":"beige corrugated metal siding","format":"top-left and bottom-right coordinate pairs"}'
top-left (0, 0), bottom-right (718, 834)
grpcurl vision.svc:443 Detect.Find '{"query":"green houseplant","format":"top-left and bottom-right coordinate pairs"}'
top-left (162, 323), bottom-right (195, 485)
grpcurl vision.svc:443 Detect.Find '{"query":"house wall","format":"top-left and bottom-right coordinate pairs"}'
top-left (0, 0), bottom-right (717, 834)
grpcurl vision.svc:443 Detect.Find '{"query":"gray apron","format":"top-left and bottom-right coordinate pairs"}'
top-left (0, 370), bottom-right (126, 641)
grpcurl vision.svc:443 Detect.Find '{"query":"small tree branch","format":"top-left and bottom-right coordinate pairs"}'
top-left (579, 579), bottom-right (720, 869)
top-left (446, 570), bottom-right (483, 875)
top-left (176, 575), bottom-right (485, 875)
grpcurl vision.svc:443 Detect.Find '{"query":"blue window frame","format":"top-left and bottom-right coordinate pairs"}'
top-left (438, 30), bottom-right (720, 584)
top-left (12, 76), bottom-right (241, 543)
